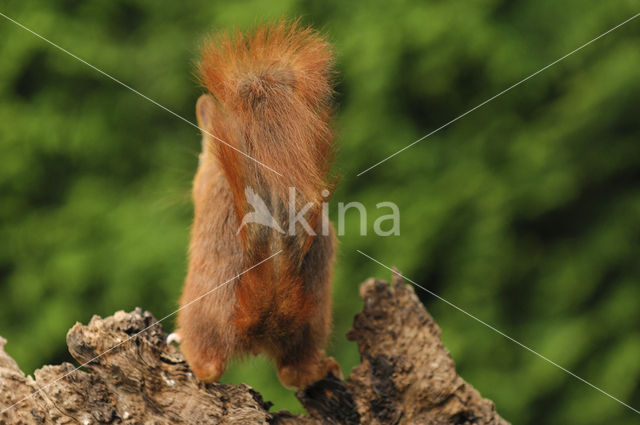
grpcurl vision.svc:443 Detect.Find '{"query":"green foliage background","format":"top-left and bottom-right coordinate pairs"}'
top-left (1, 1), bottom-right (639, 423)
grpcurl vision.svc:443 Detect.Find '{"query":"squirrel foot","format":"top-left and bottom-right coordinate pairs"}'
top-left (277, 356), bottom-right (343, 389)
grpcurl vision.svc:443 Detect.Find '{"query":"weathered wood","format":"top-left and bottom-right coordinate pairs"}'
top-left (344, 275), bottom-right (509, 425)
top-left (0, 275), bottom-right (509, 424)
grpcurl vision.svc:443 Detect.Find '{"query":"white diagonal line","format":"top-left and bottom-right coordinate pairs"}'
top-left (0, 11), bottom-right (283, 177)
top-left (357, 12), bottom-right (640, 176)
top-left (356, 249), bottom-right (640, 415)
top-left (0, 250), bottom-right (282, 415)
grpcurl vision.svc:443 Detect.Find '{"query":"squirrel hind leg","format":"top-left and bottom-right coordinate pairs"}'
top-left (191, 359), bottom-right (227, 383)
top-left (277, 352), bottom-right (342, 389)
top-left (184, 345), bottom-right (228, 383)
top-left (179, 331), bottom-right (231, 383)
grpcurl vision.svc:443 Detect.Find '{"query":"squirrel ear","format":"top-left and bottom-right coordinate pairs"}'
top-left (196, 94), bottom-right (215, 132)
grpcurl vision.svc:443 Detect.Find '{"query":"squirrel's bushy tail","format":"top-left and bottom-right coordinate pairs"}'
top-left (198, 20), bottom-right (335, 237)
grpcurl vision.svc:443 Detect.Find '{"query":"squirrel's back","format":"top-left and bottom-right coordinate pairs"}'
top-left (177, 20), bottom-right (340, 388)
top-left (196, 20), bottom-right (337, 339)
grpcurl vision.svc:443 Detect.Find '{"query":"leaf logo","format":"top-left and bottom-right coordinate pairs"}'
top-left (237, 187), bottom-right (285, 234)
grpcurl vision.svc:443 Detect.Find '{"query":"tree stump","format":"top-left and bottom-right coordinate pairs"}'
top-left (0, 275), bottom-right (509, 424)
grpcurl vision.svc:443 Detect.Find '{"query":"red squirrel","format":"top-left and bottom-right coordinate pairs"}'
top-left (172, 20), bottom-right (341, 389)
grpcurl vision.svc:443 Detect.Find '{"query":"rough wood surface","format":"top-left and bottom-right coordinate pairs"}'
top-left (0, 275), bottom-right (509, 424)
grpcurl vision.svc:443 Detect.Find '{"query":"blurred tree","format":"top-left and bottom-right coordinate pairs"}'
top-left (0, 1), bottom-right (638, 423)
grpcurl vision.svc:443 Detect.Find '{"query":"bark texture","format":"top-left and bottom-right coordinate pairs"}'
top-left (0, 275), bottom-right (509, 424)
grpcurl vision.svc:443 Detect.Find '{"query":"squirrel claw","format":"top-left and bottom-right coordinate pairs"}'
top-left (167, 332), bottom-right (182, 345)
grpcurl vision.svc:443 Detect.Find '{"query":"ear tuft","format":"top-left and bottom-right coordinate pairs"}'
top-left (196, 94), bottom-right (215, 131)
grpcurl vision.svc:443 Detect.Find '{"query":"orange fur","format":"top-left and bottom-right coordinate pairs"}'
top-left (175, 20), bottom-right (340, 389)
